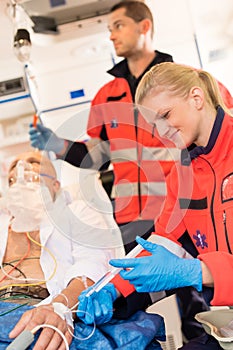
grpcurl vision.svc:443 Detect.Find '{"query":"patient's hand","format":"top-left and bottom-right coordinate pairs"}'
top-left (9, 304), bottom-right (73, 350)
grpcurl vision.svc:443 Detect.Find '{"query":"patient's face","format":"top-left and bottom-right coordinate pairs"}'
top-left (8, 151), bottom-right (59, 200)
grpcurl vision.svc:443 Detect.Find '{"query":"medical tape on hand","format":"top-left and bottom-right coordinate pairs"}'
top-left (52, 302), bottom-right (74, 328)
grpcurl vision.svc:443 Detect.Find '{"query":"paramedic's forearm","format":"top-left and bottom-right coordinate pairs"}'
top-left (56, 140), bottom-right (93, 168)
top-left (201, 262), bottom-right (214, 287)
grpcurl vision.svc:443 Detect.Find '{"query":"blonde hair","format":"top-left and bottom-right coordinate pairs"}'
top-left (135, 62), bottom-right (232, 115)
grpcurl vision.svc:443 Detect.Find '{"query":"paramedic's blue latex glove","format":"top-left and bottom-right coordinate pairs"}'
top-left (77, 283), bottom-right (117, 325)
top-left (29, 123), bottom-right (65, 153)
top-left (110, 236), bottom-right (202, 293)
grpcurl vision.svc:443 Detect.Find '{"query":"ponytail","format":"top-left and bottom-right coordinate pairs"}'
top-left (136, 62), bottom-right (232, 116)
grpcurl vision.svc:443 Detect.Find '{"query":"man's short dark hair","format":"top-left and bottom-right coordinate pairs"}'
top-left (110, 1), bottom-right (154, 37)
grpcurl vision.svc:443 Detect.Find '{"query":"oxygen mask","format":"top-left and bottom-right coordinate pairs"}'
top-left (9, 160), bottom-right (41, 187)
top-left (6, 160), bottom-right (53, 232)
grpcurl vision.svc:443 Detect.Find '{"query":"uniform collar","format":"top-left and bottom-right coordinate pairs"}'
top-left (107, 50), bottom-right (160, 79)
top-left (181, 106), bottom-right (225, 165)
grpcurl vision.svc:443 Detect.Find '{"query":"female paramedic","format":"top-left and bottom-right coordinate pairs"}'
top-left (77, 62), bottom-right (233, 350)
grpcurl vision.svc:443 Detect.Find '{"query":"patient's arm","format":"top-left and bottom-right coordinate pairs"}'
top-left (8, 277), bottom-right (94, 350)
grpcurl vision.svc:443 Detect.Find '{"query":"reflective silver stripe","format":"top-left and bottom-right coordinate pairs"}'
top-left (142, 146), bottom-right (180, 161)
top-left (147, 234), bottom-right (192, 305)
top-left (113, 181), bottom-right (167, 197)
top-left (85, 138), bottom-right (111, 170)
top-left (111, 147), bottom-right (180, 163)
top-left (111, 148), bottom-right (137, 162)
top-left (148, 234), bottom-right (193, 259)
top-left (149, 291), bottom-right (166, 303)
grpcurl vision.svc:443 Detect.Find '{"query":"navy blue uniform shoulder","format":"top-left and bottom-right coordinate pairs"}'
top-left (154, 50), bottom-right (173, 63)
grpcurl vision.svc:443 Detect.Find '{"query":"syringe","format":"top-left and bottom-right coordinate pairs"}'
top-left (85, 239), bottom-right (147, 297)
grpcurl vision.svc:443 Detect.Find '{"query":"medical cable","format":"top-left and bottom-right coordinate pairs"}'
top-left (0, 279), bottom-right (47, 291)
top-left (5, 307), bottom-right (96, 349)
top-left (53, 301), bottom-right (97, 341)
top-left (3, 288), bottom-right (96, 347)
top-left (0, 303), bottom-right (29, 317)
top-left (54, 278), bottom-right (97, 341)
top-left (0, 294), bottom-right (34, 302)
top-left (6, 303), bottom-right (75, 349)
top-left (4, 256), bottom-right (40, 265)
top-left (53, 292), bottom-right (69, 307)
top-left (0, 231), bottom-right (57, 289)
top-left (67, 242), bottom-right (152, 339)
top-left (66, 241), bottom-right (146, 327)
top-left (1, 263), bottom-right (27, 280)
top-left (0, 288), bottom-right (48, 301)
top-left (0, 232), bottom-right (31, 283)
top-left (67, 307), bottom-right (97, 341)
top-left (25, 231), bottom-right (58, 282)
top-left (1, 258), bottom-right (40, 283)
top-left (6, 323), bottom-right (69, 350)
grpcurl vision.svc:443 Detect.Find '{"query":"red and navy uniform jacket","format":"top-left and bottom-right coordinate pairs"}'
top-left (113, 107), bottom-right (233, 307)
top-left (64, 55), bottom-right (233, 227)
top-left (86, 51), bottom-right (177, 224)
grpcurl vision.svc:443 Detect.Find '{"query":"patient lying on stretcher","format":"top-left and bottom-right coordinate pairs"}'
top-left (0, 150), bottom-right (123, 349)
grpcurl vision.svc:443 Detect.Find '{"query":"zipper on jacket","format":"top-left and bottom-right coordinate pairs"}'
top-left (200, 157), bottom-right (218, 250)
top-left (222, 210), bottom-right (232, 253)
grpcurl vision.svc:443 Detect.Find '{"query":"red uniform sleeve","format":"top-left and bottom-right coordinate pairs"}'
top-left (217, 80), bottom-right (233, 110)
top-left (111, 249), bottom-right (152, 297)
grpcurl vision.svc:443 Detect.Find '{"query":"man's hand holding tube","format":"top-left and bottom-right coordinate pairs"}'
top-left (110, 236), bottom-right (202, 293)
top-left (29, 124), bottom-right (66, 154)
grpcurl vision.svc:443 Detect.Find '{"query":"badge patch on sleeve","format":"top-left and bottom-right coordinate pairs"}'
top-left (193, 230), bottom-right (208, 249)
top-left (110, 119), bottom-right (118, 128)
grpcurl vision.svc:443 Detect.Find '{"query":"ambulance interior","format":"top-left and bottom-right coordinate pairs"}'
top-left (0, 0), bottom-right (233, 349)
